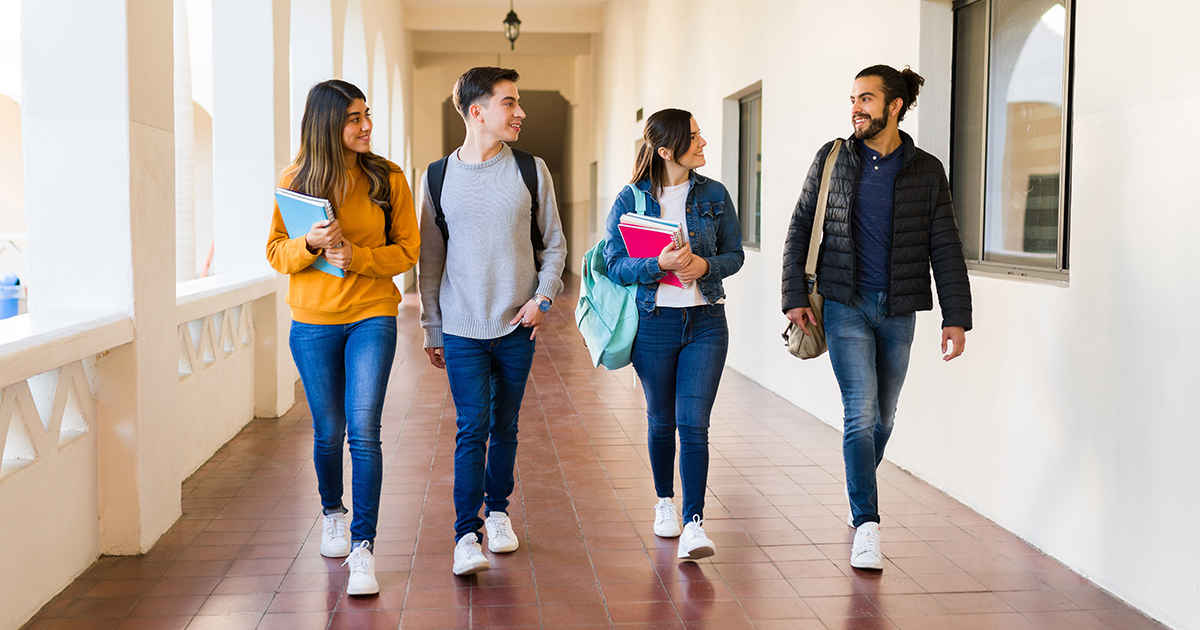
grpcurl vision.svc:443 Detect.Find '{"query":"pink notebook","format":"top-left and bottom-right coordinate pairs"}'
top-left (618, 223), bottom-right (684, 288)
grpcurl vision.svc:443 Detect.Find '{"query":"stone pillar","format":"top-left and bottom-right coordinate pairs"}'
top-left (22, 0), bottom-right (179, 553)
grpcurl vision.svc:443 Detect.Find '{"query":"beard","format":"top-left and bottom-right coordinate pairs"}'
top-left (852, 112), bottom-right (888, 140)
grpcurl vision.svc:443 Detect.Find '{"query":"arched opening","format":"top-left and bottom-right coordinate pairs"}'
top-left (370, 33), bottom-right (390, 160)
top-left (174, 0), bottom-right (215, 280)
top-left (289, 0), bottom-right (334, 157)
top-left (340, 0), bottom-right (368, 92)
top-left (391, 65), bottom-right (407, 174)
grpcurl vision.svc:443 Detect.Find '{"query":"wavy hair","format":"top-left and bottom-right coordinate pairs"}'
top-left (289, 79), bottom-right (397, 240)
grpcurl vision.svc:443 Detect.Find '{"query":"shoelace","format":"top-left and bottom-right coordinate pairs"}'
top-left (324, 514), bottom-right (346, 540)
top-left (342, 543), bottom-right (371, 572)
top-left (856, 529), bottom-right (880, 557)
top-left (656, 502), bottom-right (676, 523)
top-left (689, 515), bottom-right (706, 534)
top-left (489, 515), bottom-right (513, 540)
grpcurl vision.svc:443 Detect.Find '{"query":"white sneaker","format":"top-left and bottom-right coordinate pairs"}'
top-left (677, 516), bottom-right (716, 560)
top-left (320, 511), bottom-right (351, 558)
top-left (343, 541), bottom-right (379, 595)
top-left (484, 512), bottom-right (519, 553)
top-left (653, 498), bottom-right (682, 538)
top-left (851, 522), bottom-right (884, 570)
top-left (844, 486), bottom-right (855, 528)
top-left (452, 533), bottom-right (490, 575)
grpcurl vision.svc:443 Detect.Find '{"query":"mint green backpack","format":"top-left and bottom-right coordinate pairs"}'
top-left (575, 185), bottom-right (646, 370)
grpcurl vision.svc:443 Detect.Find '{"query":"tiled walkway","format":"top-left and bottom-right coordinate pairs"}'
top-left (24, 283), bottom-right (1165, 629)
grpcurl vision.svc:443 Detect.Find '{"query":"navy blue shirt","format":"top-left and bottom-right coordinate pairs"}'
top-left (852, 142), bottom-right (904, 291)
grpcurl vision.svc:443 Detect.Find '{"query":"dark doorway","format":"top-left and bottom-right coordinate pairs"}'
top-left (442, 90), bottom-right (573, 268)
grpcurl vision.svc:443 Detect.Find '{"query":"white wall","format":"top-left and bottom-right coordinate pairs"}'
top-left (593, 1), bottom-right (1199, 628)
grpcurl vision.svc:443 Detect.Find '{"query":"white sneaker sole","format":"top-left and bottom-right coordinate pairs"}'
top-left (678, 542), bottom-right (716, 560)
top-left (488, 538), bottom-right (518, 553)
top-left (850, 554), bottom-right (883, 570)
top-left (453, 557), bottom-right (490, 576)
top-left (320, 543), bottom-right (351, 558)
top-left (347, 578), bottom-right (379, 595)
top-left (654, 523), bottom-right (682, 538)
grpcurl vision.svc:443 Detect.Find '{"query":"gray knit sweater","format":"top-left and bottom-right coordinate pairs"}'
top-left (418, 144), bottom-right (567, 347)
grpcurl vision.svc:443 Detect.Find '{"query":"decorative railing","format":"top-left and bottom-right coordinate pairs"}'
top-left (0, 311), bottom-right (133, 480)
top-left (176, 273), bottom-right (275, 378)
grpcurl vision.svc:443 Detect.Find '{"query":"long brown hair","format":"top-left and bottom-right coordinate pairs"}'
top-left (630, 108), bottom-right (694, 198)
top-left (290, 79), bottom-right (397, 239)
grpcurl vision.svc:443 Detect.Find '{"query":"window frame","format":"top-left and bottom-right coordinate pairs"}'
top-left (950, 0), bottom-right (1075, 281)
top-left (736, 89), bottom-right (763, 249)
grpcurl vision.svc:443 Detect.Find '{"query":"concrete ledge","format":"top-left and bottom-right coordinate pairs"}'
top-left (176, 273), bottom-right (277, 325)
top-left (0, 310), bottom-right (134, 388)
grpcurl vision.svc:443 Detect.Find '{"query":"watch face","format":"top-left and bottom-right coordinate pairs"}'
top-left (538, 299), bottom-right (551, 312)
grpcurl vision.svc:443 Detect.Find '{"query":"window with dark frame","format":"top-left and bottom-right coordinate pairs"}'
top-left (737, 91), bottom-right (762, 248)
top-left (951, 0), bottom-right (1073, 278)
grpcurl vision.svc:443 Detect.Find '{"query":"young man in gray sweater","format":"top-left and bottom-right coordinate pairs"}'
top-left (418, 67), bottom-right (567, 576)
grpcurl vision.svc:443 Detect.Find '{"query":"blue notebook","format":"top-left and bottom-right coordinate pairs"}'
top-left (274, 188), bottom-right (345, 278)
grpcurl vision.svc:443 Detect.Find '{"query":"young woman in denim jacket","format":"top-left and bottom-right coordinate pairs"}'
top-left (603, 108), bottom-right (744, 560)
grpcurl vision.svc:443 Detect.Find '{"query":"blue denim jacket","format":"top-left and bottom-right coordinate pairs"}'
top-left (603, 172), bottom-right (744, 312)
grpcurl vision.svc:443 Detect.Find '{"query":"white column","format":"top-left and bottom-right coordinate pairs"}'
top-left (174, 0), bottom-right (196, 282)
top-left (22, 0), bottom-right (179, 553)
top-left (212, 0), bottom-right (296, 416)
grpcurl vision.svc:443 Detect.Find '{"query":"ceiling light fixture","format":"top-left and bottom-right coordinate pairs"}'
top-left (503, 0), bottom-right (521, 50)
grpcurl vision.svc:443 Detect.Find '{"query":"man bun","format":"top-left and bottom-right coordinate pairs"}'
top-left (856, 64), bottom-right (925, 122)
top-left (899, 66), bottom-right (925, 117)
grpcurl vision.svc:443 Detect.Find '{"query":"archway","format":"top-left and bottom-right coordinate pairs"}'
top-left (370, 33), bottom-right (390, 160)
top-left (289, 0), bottom-right (334, 156)
top-left (341, 0), bottom-right (368, 92)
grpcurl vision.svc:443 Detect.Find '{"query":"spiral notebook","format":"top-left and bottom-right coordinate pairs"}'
top-left (274, 188), bottom-right (344, 278)
top-left (617, 216), bottom-right (688, 288)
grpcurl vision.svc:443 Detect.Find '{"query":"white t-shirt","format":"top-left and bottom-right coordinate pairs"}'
top-left (654, 182), bottom-right (708, 308)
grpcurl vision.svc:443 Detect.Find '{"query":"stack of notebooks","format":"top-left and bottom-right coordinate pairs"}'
top-left (274, 187), bottom-right (344, 278)
top-left (617, 214), bottom-right (689, 288)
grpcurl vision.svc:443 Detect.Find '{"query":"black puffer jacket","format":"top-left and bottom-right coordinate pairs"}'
top-left (782, 132), bottom-right (972, 330)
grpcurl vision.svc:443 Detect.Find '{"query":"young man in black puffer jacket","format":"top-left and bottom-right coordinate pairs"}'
top-left (782, 65), bottom-right (972, 571)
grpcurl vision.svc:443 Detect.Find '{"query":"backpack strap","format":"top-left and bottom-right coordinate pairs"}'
top-left (426, 156), bottom-right (451, 244)
top-left (512, 148), bottom-right (545, 272)
top-left (624, 183), bottom-right (648, 215)
top-left (429, 148), bottom-right (545, 272)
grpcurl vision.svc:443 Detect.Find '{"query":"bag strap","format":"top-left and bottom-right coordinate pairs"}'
top-left (428, 148), bottom-right (545, 271)
top-left (512, 148), bottom-right (544, 271)
top-left (624, 183), bottom-right (648, 215)
top-left (427, 156), bottom-right (451, 244)
top-left (805, 139), bottom-right (843, 279)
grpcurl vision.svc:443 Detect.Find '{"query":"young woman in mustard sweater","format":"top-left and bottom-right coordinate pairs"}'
top-left (266, 79), bottom-right (419, 595)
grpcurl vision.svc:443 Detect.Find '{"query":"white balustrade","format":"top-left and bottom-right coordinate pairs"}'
top-left (0, 310), bottom-right (132, 480)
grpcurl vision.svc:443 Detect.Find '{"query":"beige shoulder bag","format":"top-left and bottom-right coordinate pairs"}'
top-left (784, 139), bottom-right (843, 360)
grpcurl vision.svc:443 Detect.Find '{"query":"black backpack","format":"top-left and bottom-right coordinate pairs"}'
top-left (426, 148), bottom-right (545, 271)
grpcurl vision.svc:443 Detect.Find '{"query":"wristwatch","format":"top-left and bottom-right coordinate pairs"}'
top-left (534, 295), bottom-right (552, 312)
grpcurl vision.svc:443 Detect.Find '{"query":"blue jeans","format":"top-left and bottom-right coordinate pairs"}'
top-left (444, 328), bottom-right (537, 541)
top-left (825, 289), bottom-right (916, 527)
top-left (289, 316), bottom-right (397, 548)
top-left (630, 304), bottom-right (729, 522)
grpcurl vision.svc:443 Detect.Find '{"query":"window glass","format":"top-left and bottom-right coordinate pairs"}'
top-left (983, 0), bottom-right (1067, 266)
top-left (738, 93), bottom-right (762, 247)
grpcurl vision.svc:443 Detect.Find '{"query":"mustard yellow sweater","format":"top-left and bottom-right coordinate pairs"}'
top-left (266, 162), bottom-right (420, 325)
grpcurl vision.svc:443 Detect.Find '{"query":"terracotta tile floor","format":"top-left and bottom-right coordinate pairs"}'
top-left (23, 282), bottom-right (1166, 630)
